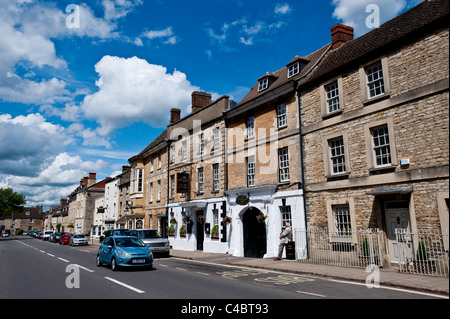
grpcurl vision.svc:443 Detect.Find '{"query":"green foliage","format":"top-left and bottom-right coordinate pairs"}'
top-left (362, 238), bottom-right (371, 256)
top-left (179, 225), bottom-right (186, 234)
top-left (0, 188), bottom-right (26, 217)
top-left (211, 225), bottom-right (219, 234)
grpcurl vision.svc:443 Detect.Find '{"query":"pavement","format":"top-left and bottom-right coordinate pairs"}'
top-left (85, 239), bottom-right (448, 297)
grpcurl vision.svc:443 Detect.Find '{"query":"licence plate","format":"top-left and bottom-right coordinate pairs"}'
top-left (132, 259), bottom-right (146, 264)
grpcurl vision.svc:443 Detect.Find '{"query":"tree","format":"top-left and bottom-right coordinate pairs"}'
top-left (0, 188), bottom-right (26, 217)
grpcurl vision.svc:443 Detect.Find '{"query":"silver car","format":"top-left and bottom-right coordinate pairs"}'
top-left (128, 229), bottom-right (170, 257)
top-left (70, 234), bottom-right (88, 246)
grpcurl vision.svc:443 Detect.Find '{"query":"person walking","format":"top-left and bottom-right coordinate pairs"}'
top-left (274, 222), bottom-right (292, 260)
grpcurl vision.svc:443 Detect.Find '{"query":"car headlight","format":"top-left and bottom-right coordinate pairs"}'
top-left (147, 250), bottom-right (153, 257)
top-left (117, 250), bottom-right (131, 258)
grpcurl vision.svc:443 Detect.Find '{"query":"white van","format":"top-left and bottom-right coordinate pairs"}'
top-left (42, 230), bottom-right (54, 241)
top-left (128, 229), bottom-right (170, 257)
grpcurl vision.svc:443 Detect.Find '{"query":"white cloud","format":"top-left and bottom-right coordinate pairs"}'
top-left (102, 0), bottom-right (143, 21)
top-left (0, 0), bottom-right (141, 105)
top-left (206, 12), bottom-right (288, 48)
top-left (1, 152), bottom-right (110, 207)
top-left (331, 0), bottom-right (418, 36)
top-left (274, 3), bottom-right (292, 15)
top-left (80, 55), bottom-right (199, 136)
top-left (138, 26), bottom-right (178, 45)
top-left (0, 113), bottom-right (73, 176)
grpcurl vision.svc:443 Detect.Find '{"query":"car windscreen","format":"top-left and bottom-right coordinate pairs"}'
top-left (137, 230), bottom-right (161, 239)
top-left (115, 237), bottom-right (146, 247)
top-left (73, 234), bottom-right (85, 238)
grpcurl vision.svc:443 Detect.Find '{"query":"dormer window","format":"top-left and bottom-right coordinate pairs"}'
top-left (287, 62), bottom-right (300, 78)
top-left (258, 78), bottom-right (269, 92)
top-left (286, 56), bottom-right (310, 79)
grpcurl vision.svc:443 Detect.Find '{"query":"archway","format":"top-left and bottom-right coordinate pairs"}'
top-left (242, 207), bottom-right (266, 258)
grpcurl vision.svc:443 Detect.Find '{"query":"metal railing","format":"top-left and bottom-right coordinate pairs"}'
top-left (395, 229), bottom-right (449, 277)
top-left (294, 228), bottom-right (383, 268)
top-left (294, 228), bottom-right (449, 277)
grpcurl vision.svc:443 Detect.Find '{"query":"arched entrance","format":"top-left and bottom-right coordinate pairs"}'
top-left (243, 207), bottom-right (266, 258)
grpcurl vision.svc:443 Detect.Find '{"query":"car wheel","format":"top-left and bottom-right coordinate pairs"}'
top-left (96, 255), bottom-right (103, 267)
top-left (111, 257), bottom-right (118, 271)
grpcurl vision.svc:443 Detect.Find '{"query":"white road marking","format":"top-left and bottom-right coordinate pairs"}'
top-left (104, 277), bottom-right (145, 294)
top-left (46, 253), bottom-right (55, 257)
top-left (73, 264), bottom-right (95, 273)
top-left (196, 272), bottom-right (210, 276)
top-left (58, 257), bottom-right (70, 263)
top-left (296, 290), bottom-right (326, 298)
top-left (176, 267), bottom-right (187, 271)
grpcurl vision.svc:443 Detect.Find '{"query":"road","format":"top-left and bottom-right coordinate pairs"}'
top-left (1, 237), bottom-right (446, 305)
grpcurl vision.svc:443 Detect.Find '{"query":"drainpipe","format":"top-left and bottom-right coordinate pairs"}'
top-left (296, 83), bottom-right (309, 259)
top-left (165, 139), bottom-right (171, 239)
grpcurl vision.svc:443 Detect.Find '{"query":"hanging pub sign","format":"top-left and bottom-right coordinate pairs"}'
top-left (236, 195), bottom-right (249, 206)
top-left (177, 172), bottom-right (189, 194)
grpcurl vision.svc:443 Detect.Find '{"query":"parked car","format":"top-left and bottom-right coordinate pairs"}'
top-left (96, 236), bottom-right (153, 271)
top-left (51, 232), bottom-right (66, 243)
top-left (69, 234), bottom-right (88, 246)
top-left (128, 229), bottom-right (170, 257)
top-left (36, 232), bottom-right (43, 239)
top-left (2, 232), bottom-right (10, 237)
top-left (60, 233), bottom-right (73, 245)
top-left (42, 230), bottom-right (54, 241)
top-left (31, 230), bottom-right (41, 237)
top-left (105, 229), bottom-right (130, 237)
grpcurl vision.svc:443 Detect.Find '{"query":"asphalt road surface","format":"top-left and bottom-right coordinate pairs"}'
top-left (1, 237), bottom-right (446, 305)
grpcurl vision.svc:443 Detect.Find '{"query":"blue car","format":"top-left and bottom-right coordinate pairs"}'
top-left (96, 236), bottom-right (153, 271)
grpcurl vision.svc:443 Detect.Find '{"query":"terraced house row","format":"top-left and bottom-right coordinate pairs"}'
top-left (42, 1), bottom-right (448, 269)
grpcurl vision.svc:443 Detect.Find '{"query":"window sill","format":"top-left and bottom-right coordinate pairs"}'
top-left (363, 92), bottom-right (390, 106)
top-left (368, 165), bottom-right (396, 175)
top-left (322, 109), bottom-right (343, 120)
top-left (326, 172), bottom-right (350, 181)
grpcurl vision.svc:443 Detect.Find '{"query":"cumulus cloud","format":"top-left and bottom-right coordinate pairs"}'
top-left (1, 153), bottom-right (110, 207)
top-left (0, 113), bottom-right (73, 176)
top-left (0, 0), bottom-right (142, 105)
top-left (80, 55), bottom-right (199, 136)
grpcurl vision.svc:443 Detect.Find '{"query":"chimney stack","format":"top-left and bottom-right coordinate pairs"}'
top-left (122, 165), bottom-right (131, 173)
top-left (170, 108), bottom-right (181, 123)
top-left (88, 172), bottom-right (96, 186)
top-left (331, 23), bottom-right (354, 49)
top-left (192, 91), bottom-right (211, 113)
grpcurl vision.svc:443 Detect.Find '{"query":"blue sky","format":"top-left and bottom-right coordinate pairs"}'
top-left (0, 0), bottom-right (422, 209)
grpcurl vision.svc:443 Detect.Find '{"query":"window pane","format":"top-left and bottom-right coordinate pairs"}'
top-left (371, 125), bottom-right (391, 166)
top-left (325, 81), bottom-right (340, 113)
top-left (278, 148), bottom-right (290, 182)
top-left (366, 62), bottom-right (385, 98)
top-left (329, 137), bottom-right (346, 174)
top-left (333, 205), bottom-right (351, 236)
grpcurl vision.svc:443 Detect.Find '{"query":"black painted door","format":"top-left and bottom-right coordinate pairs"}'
top-left (196, 211), bottom-right (204, 251)
top-left (243, 207), bottom-right (267, 258)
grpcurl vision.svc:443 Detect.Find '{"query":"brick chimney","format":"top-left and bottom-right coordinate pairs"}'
top-left (122, 165), bottom-right (131, 173)
top-left (170, 108), bottom-right (181, 123)
top-left (331, 23), bottom-right (354, 48)
top-left (192, 91), bottom-right (211, 113)
top-left (88, 172), bottom-right (96, 186)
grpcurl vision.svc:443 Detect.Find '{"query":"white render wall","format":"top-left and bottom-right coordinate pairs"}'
top-left (167, 189), bottom-right (306, 258)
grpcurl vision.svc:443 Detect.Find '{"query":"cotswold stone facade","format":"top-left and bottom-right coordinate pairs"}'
top-left (298, 1), bottom-right (449, 265)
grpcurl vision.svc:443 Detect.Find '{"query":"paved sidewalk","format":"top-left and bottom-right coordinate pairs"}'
top-left (169, 249), bottom-right (449, 297)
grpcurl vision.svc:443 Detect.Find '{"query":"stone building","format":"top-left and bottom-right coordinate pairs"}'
top-left (166, 92), bottom-right (232, 252)
top-left (296, 0), bottom-right (449, 265)
top-left (67, 173), bottom-right (110, 235)
top-left (0, 205), bottom-right (44, 235)
top-left (129, 129), bottom-right (168, 233)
